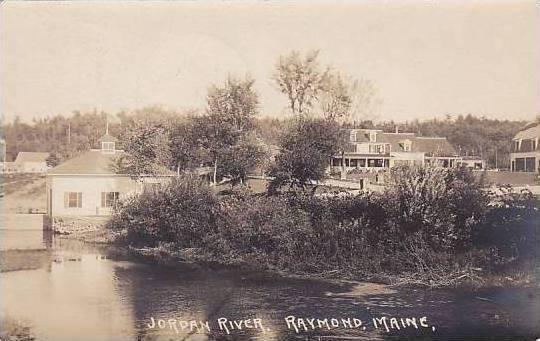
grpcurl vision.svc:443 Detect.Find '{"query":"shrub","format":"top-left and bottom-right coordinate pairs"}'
top-left (219, 193), bottom-right (314, 270)
top-left (474, 187), bottom-right (540, 266)
top-left (383, 166), bottom-right (488, 252)
top-left (108, 176), bottom-right (221, 248)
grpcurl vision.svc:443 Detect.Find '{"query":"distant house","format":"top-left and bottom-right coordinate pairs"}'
top-left (1, 151), bottom-right (49, 173)
top-left (14, 152), bottom-right (50, 173)
top-left (46, 133), bottom-right (175, 218)
top-left (331, 128), bottom-right (460, 172)
top-left (510, 122), bottom-right (539, 173)
top-left (457, 156), bottom-right (486, 170)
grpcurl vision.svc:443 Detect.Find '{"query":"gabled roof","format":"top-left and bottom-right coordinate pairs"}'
top-left (413, 137), bottom-right (457, 156)
top-left (48, 150), bottom-right (121, 175)
top-left (513, 122), bottom-right (540, 140)
top-left (14, 152), bottom-right (50, 164)
top-left (47, 150), bottom-right (174, 176)
top-left (342, 128), bottom-right (458, 156)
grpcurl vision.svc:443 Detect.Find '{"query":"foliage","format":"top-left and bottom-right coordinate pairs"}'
top-left (108, 176), bottom-right (221, 248)
top-left (199, 75), bottom-right (262, 183)
top-left (383, 166), bottom-right (488, 251)
top-left (268, 118), bottom-right (343, 193)
top-left (273, 50), bottom-right (328, 116)
top-left (115, 120), bottom-right (173, 177)
top-left (218, 134), bottom-right (268, 185)
top-left (474, 187), bottom-right (540, 266)
top-left (109, 166), bottom-right (539, 284)
top-left (45, 153), bottom-right (60, 167)
top-left (219, 193), bottom-right (314, 269)
top-left (1, 111), bottom-right (118, 162)
top-left (169, 117), bottom-right (209, 171)
top-left (206, 75), bottom-right (259, 132)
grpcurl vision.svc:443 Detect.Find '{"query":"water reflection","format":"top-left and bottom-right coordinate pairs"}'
top-left (1, 228), bottom-right (539, 341)
top-left (0, 229), bottom-right (53, 250)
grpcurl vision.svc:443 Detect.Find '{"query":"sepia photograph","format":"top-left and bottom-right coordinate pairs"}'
top-left (0, 1), bottom-right (539, 340)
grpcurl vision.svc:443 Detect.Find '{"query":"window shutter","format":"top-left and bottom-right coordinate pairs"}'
top-left (64, 192), bottom-right (68, 208)
top-left (77, 192), bottom-right (82, 208)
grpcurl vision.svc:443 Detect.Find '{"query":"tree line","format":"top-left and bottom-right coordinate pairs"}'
top-left (1, 50), bottom-right (529, 173)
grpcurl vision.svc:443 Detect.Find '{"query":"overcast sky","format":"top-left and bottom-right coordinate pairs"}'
top-left (1, 0), bottom-right (539, 123)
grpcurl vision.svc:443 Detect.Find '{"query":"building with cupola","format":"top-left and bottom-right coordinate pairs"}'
top-left (45, 131), bottom-right (175, 219)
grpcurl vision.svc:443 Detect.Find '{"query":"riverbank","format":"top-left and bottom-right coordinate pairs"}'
top-left (58, 229), bottom-right (539, 291)
top-left (0, 317), bottom-right (35, 341)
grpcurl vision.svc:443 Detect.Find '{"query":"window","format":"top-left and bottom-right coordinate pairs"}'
top-left (64, 192), bottom-right (82, 208)
top-left (369, 144), bottom-right (385, 154)
top-left (350, 131), bottom-right (357, 142)
top-left (102, 142), bottom-right (115, 153)
top-left (101, 192), bottom-right (119, 208)
top-left (369, 132), bottom-right (377, 142)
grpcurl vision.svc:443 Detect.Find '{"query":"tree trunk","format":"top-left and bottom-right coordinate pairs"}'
top-left (213, 158), bottom-right (218, 186)
top-left (341, 151), bottom-right (346, 180)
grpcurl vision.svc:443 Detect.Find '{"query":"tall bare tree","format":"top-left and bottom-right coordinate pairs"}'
top-left (318, 71), bottom-right (352, 121)
top-left (273, 50), bottom-right (328, 117)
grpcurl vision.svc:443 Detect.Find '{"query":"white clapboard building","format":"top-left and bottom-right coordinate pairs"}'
top-left (46, 133), bottom-right (175, 218)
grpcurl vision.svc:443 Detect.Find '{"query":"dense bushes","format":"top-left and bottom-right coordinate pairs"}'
top-left (383, 166), bottom-right (488, 251)
top-left (108, 176), bottom-right (222, 248)
top-left (108, 166), bottom-right (539, 283)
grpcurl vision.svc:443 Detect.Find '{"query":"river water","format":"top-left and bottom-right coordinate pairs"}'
top-left (1, 218), bottom-right (539, 341)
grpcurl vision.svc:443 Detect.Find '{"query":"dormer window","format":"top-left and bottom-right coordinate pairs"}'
top-left (350, 131), bottom-right (357, 142)
top-left (400, 139), bottom-right (412, 152)
top-left (102, 141), bottom-right (115, 153)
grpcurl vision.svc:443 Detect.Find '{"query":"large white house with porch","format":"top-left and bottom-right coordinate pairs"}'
top-left (331, 128), bottom-right (460, 172)
top-left (46, 133), bottom-right (175, 218)
top-left (510, 122), bottom-right (540, 173)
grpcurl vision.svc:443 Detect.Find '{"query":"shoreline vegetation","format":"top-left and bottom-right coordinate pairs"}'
top-left (98, 165), bottom-right (539, 290)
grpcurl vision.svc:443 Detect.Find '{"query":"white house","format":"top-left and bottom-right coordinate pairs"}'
top-left (458, 156), bottom-right (486, 170)
top-left (46, 133), bottom-right (175, 218)
top-left (331, 128), bottom-right (460, 172)
top-left (14, 152), bottom-right (50, 173)
top-left (510, 122), bottom-right (540, 173)
top-left (1, 151), bottom-right (50, 173)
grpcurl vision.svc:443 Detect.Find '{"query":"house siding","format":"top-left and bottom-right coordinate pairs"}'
top-left (46, 175), bottom-right (171, 217)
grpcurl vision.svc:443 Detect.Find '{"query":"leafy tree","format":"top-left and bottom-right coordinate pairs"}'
top-left (218, 134), bottom-right (268, 186)
top-left (207, 75), bottom-right (258, 132)
top-left (169, 117), bottom-right (209, 171)
top-left (45, 153), bottom-right (60, 167)
top-left (268, 118), bottom-right (342, 193)
top-left (115, 120), bottom-right (172, 177)
top-left (203, 75), bottom-right (262, 184)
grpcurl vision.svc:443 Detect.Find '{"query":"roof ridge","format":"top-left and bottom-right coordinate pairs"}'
top-left (416, 136), bottom-right (447, 139)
